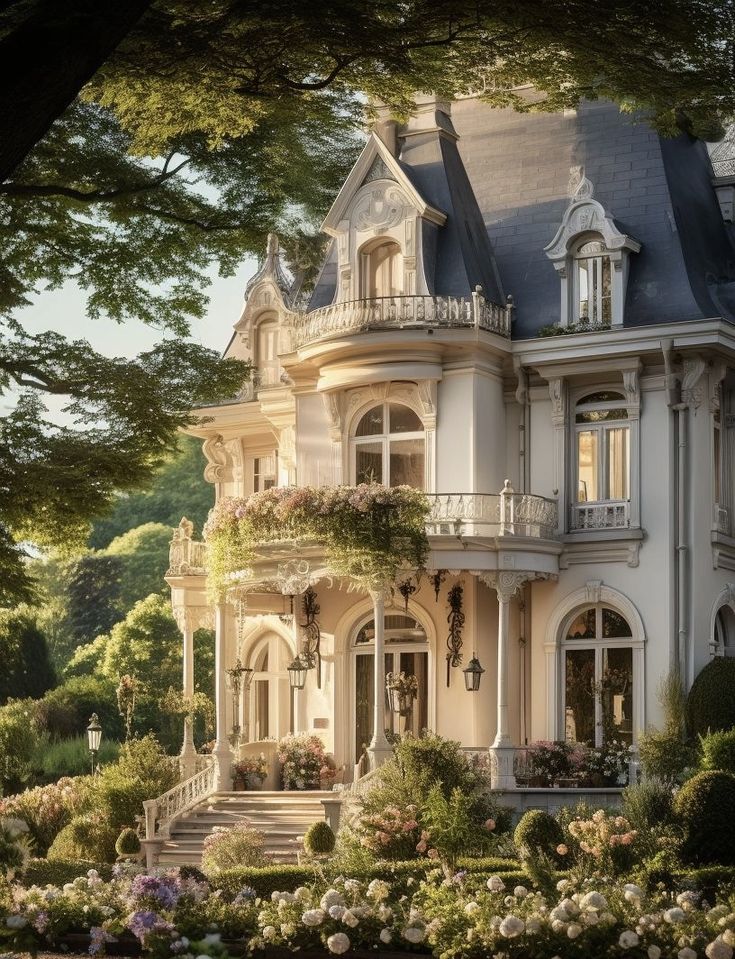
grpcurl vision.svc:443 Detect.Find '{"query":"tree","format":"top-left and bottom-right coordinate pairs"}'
top-left (88, 437), bottom-right (213, 549)
top-left (104, 522), bottom-right (171, 610)
top-left (65, 554), bottom-right (124, 648)
top-left (0, 610), bottom-right (55, 704)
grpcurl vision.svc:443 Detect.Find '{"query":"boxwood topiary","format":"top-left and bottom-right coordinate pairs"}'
top-left (513, 809), bottom-right (564, 861)
top-left (688, 658), bottom-right (735, 736)
top-left (47, 815), bottom-right (118, 864)
top-left (115, 827), bottom-right (141, 859)
top-left (674, 770), bottom-right (735, 864)
top-left (700, 728), bottom-right (735, 774)
top-left (303, 820), bottom-right (335, 856)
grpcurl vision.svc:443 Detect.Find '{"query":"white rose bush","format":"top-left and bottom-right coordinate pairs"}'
top-left (2, 864), bottom-right (735, 958)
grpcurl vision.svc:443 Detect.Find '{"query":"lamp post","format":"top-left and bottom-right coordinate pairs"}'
top-left (225, 659), bottom-right (254, 750)
top-left (463, 653), bottom-right (485, 692)
top-left (86, 713), bottom-right (102, 775)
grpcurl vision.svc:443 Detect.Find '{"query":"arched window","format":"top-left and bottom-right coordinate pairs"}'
top-left (714, 605), bottom-right (735, 657)
top-left (352, 613), bottom-right (429, 763)
top-left (256, 317), bottom-right (280, 387)
top-left (351, 401), bottom-right (425, 488)
top-left (574, 239), bottom-right (612, 326)
top-left (362, 240), bottom-right (402, 298)
top-left (246, 632), bottom-right (294, 742)
top-left (562, 604), bottom-right (634, 748)
top-left (573, 391), bottom-right (630, 529)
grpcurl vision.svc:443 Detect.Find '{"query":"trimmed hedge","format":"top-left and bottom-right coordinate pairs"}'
top-left (688, 658), bottom-right (735, 736)
top-left (209, 857), bottom-right (521, 897)
top-left (513, 810), bottom-right (564, 861)
top-left (23, 858), bottom-right (114, 887)
top-left (674, 770), bottom-right (735, 865)
top-left (700, 728), bottom-right (735, 774)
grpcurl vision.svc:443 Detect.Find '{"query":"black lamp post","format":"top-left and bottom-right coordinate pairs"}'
top-left (287, 655), bottom-right (308, 690)
top-left (86, 713), bottom-right (102, 774)
top-left (463, 654), bottom-right (485, 692)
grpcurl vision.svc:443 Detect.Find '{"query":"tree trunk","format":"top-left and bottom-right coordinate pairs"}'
top-left (0, 0), bottom-right (152, 183)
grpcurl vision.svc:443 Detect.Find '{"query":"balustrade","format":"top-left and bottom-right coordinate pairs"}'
top-left (570, 501), bottom-right (630, 531)
top-left (287, 292), bottom-right (510, 349)
top-left (143, 757), bottom-right (216, 841)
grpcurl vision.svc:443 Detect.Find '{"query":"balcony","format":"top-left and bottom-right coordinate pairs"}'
top-left (426, 492), bottom-right (558, 540)
top-left (569, 501), bottom-right (630, 531)
top-left (287, 292), bottom-right (511, 350)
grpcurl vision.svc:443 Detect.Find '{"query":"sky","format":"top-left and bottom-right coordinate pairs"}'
top-left (5, 256), bottom-right (257, 421)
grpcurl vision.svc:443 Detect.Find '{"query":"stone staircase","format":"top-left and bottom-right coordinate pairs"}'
top-left (157, 791), bottom-right (332, 866)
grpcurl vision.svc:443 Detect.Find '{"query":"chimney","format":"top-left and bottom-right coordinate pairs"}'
top-left (402, 93), bottom-right (457, 141)
top-left (370, 102), bottom-right (399, 157)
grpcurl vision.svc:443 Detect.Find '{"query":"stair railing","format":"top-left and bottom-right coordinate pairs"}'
top-left (143, 756), bottom-right (216, 842)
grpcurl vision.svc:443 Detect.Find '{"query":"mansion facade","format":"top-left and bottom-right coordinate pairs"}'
top-left (166, 93), bottom-right (735, 791)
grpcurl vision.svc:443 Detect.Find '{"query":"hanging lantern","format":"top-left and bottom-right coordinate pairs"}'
top-left (463, 653), bottom-right (485, 692)
top-left (386, 671), bottom-right (418, 715)
top-left (287, 655), bottom-right (308, 690)
top-left (226, 658), bottom-right (254, 694)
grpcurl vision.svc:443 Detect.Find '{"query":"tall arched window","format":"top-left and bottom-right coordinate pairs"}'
top-left (562, 604), bottom-right (634, 748)
top-left (714, 605), bottom-right (735, 657)
top-left (256, 318), bottom-right (280, 387)
top-left (351, 402), bottom-right (425, 488)
top-left (574, 239), bottom-right (612, 326)
top-left (352, 613), bottom-right (429, 764)
top-left (573, 391), bottom-right (630, 529)
top-left (247, 632), bottom-right (294, 741)
top-left (362, 240), bottom-right (402, 298)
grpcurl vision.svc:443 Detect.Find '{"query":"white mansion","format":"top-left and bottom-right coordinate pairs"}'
top-left (166, 92), bottom-right (735, 795)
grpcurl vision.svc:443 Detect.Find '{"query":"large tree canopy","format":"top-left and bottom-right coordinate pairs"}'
top-left (1, 0), bottom-right (733, 602)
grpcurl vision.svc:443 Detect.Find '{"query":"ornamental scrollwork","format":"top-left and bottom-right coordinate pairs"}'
top-left (446, 583), bottom-right (465, 686)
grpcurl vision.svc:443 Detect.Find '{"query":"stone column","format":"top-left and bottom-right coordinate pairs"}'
top-left (367, 589), bottom-right (392, 769)
top-left (483, 572), bottom-right (529, 789)
top-left (179, 611), bottom-right (197, 779)
top-left (212, 601), bottom-right (232, 791)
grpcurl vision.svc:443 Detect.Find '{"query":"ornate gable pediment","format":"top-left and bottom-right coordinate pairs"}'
top-left (321, 132), bottom-right (446, 236)
top-left (544, 168), bottom-right (641, 265)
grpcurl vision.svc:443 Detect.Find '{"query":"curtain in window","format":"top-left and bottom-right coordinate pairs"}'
top-left (606, 428), bottom-right (629, 500)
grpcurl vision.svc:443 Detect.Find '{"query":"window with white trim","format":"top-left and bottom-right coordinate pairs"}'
top-left (574, 240), bottom-right (612, 326)
top-left (572, 391), bottom-right (630, 530)
top-left (256, 318), bottom-right (280, 387)
top-left (714, 605), bottom-right (735, 657)
top-left (361, 240), bottom-right (402, 298)
top-left (253, 453), bottom-right (278, 493)
top-left (562, 604), bottom-right (634, 748)
top-left (351, 402), bottom-right (425, 488)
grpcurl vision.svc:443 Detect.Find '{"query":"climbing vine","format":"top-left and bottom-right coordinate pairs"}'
top-left (204, 484), bottom-right (430, 596)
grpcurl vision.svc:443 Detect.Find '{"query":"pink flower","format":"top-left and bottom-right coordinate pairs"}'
top-left (427, 848), bottom-right (439, 859)
top-left (484, 819), bottom-right (496, 831)
top-left (556, 844), bottom-right (568, 856)
top-left (416, 840), bottom-right (428, 854)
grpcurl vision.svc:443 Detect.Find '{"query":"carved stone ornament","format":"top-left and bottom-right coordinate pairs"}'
top-left (549, 378), bottom-right (567, 427)
top-left (361, 156), bottom-right (395, 186)
top-left (203, 435), bottom-right (229, 484)
top-left (276, 559), bottom-right (315, 595)
top-left (568, 165), bottom-right (594, 200)
top-left (681, 355), bottom-right (708, 409)
top-left (479, 571), bottom-right (531, 603)
top-left (622, 368), bottom-right (641, 419)
top-left (585, 579), bottom-right (603, 605)
top-left (353, 183), bottom-right (408, 232)
top-left (322, 392), bottom-right (345, 443)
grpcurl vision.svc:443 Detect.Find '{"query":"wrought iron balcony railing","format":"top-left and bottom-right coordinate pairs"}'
top-left (287, 292), bottom-right (511, 350)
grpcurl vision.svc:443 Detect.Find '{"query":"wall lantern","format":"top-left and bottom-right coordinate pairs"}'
top-left (287, 655), bottom-right (309, 690)
top-left (463, 654), bottom-right (485, 692)
top-left (86, 713), bottom-right (102, 774)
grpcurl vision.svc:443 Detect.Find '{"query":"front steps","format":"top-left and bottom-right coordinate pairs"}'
top-left (157, 791), bottom-right (332, 866)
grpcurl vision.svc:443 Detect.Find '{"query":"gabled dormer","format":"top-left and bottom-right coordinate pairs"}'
top-left (228, 233), bottom-right (293, 389)
top-left (320, 131), bottom-right (447, 301)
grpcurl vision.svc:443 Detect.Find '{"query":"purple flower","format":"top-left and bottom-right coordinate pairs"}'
top-left (130, 874), bottom-right (181, 910)
top-left (89, 927), bottom-right (117, 956)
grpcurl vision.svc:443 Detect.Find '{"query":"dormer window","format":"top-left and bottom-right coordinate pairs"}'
top-left (575, 240), bottom-right (612, 326)
top-left (545, 169), bottom-right (640, 330)
top-left (256, 317), bottom-right (279, 387)
top-left (362, 239), bottom-right (402, 298)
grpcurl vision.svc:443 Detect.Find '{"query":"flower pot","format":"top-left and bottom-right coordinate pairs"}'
top-left (589, 772), bottom-right (606, 787)
top-left (246, 773), bottom-right (263, 791)
top-left (232, 775), bottom-right (246, 792)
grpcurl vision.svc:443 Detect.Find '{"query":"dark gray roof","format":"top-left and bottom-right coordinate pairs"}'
top-left (308, 97), bottom-right (735, 335)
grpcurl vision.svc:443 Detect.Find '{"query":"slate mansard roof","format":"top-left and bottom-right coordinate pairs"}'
top-left (308, 96), bottom-right (735, 339)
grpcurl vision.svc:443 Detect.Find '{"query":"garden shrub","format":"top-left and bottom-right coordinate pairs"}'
top-left (303, 820), bottom-right (335, 856)
top-left (115, 827), bottom-right (141, 859)
top-left (621, 780), bottom-right (677, 859)
top-left (210, 864), bottom-right (318, 897)
top-left (201, 823), bottom-right (269, 873)
top-left (35, 676), bottom-right (123, 741)
top-left (95, 734), bottom-right (178, 831)
top-left (687, 657), bottom-right (735, 736)
top-left (47, 815), bottom-right (118, 863)
top-left (0, 698), bottom-right (40, 794)
top-left (0, 817), bottom-right (33, 879)
top-left (32, 734), bottom-right (120, 783)
top-left (674, 770), bottom-right (735, 864)
top-left (700, 728), bottom-right (735, 774)
top-left (638, 729), bottom-right (697, 785)
top-left (513, 809), bottom-right (563, 861)
top-left (0, 776), bottom-right (92, 855)
top-left (22, 858), bottom-right (114, 887)
top-left (277, 733), bottom-right (328, 790)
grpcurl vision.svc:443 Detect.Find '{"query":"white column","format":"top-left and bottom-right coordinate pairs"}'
top-left (213, 601), bottom-right (232, 791)
top-left (367, 590), bottom-right (392, 769)
top-left (179, 611), bottom-right (197, 778)
top-left (485, 572), bottom-right (528, 789)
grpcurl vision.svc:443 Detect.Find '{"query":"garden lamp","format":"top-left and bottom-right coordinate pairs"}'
top-left (287, 655), bottom-right (308, 690)
top-left (463, 653), bottom-right (485, 692)
top-left (86, 713), bottom-right (102, 774)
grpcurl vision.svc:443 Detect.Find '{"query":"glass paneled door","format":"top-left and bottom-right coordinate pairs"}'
top-left (247, 632), bottom-right (295, 743)
top-left (353, 614), bottom-right (429, 764)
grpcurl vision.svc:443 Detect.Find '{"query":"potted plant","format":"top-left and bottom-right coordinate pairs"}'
top-left (277, 733), bottom-right (328, 790)
top-left (526, 740), bottom-right (574, 787)
top-left (232, 754), bottom-right (268, 791)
